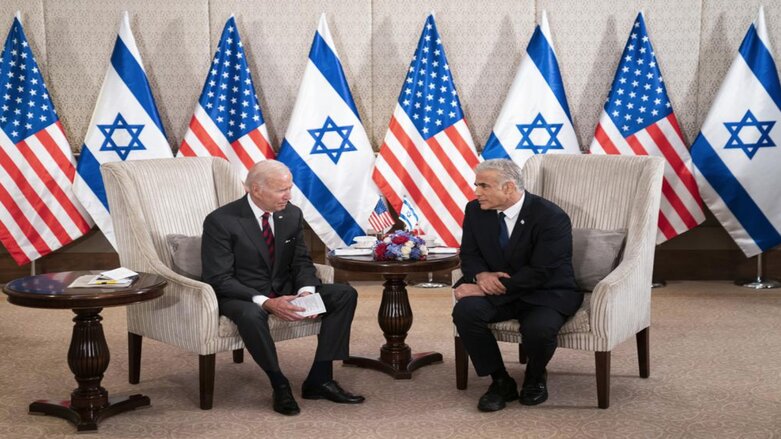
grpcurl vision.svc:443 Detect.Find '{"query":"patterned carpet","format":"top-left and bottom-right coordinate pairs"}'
top-left (1, 280), bottom-right (779, 438)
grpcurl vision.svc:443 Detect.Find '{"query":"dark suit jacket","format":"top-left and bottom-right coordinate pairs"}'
top-left (201, 195), bottom-right (321, 301)
top-left (457, 193), bottom-right (582, 316)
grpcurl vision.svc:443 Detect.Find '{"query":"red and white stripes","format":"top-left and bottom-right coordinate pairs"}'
top-left (0, 122), bottom-right (92, 264)
top-left (178, 105), bottom-right (274, 180)
top-left (592, 113), bottom-right (705, 243)
top-left (373, 106), bottom-right (479, 247)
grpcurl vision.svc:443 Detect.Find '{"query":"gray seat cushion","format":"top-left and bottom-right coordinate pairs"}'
top-left (166, 234), bottom-right (202, 280)
top-left (572, 228), bottom-right (626, 291)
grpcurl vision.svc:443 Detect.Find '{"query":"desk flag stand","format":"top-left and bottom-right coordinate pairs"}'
top-left (736, 253), bottom-right (781, 289)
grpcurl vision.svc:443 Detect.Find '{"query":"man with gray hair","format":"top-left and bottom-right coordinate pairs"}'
top-left (453, 158), bottom-right (582, 411)
top-left (202, 159), bottom-right (363, 416)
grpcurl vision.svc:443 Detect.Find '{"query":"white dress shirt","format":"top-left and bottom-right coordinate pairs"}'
top-left (498, 192), bottom-right (525, 237)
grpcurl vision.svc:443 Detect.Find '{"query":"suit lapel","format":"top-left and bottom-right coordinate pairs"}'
top-left (273, 206), bottom-right (292, 262)
top-left (238, 196), bottom-right (272, 268)
top-left (480, 207), bottom-right (504, 256)
top-left (505, 192), bottom-right (533, 255)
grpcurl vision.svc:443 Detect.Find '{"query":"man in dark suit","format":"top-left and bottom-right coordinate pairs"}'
top-left (202, 159), bottom-right (364, 416)
top-left (452, 158), bottom-right (582, 412)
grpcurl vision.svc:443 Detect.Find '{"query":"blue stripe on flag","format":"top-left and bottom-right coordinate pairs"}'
top-left (308, 33), bottom-right (361, 121)
top-left (75, 145), bottom-right (109, 211)
top-left (739, 25), bottom-right (781, 111)
top-left (691, 134), bottom-right (781, 251)
top-left (277, 140), bottom-right (364, 244)
top-left (481, 133), bottom-right (511, 159)
top-left (110, 36), bottom-right (168, 137)
top-left (527, 26), bottom-right (573, 122)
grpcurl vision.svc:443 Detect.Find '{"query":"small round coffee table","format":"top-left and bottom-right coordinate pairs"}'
top-left (2, 271), bottom-right (166, 433)
top-left (328, 253), bottom-right (459, 379)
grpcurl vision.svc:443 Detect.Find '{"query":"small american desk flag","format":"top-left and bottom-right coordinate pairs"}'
top-left (589, 12), bottom-right (704, 243)
top-left (0, 17), bottom-right (92, 265)
top-left (368, 198), bottom-right (394, 233)
top-left (178, 16), bottom-right (274, 180)
top-left (372, 14), bottom-right (479, 248)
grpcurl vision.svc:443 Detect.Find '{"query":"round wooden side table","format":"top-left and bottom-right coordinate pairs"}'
top-left (3, 271), bottom-right (166, 433)
top-left (327, 253), bottom-right (459, 379)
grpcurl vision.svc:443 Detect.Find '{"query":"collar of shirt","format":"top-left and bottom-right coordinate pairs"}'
top-left (499, 192), bottom-right (525, 237)
top-left (247, 196), bottom-right (274, 234)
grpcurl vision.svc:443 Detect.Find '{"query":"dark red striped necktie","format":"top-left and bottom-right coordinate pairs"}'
top-left (261, 212), bottom-right (275, 265)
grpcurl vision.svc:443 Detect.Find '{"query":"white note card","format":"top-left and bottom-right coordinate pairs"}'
top-left (291, 293), bottom-right (327, 317)
top-left (100, 267), bottom-right (139, 280)
top-left (332, 248), bottom-right (373, 256)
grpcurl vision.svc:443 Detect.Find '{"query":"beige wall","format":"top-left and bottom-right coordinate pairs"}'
top-left (2, 0), bottom-right (780, 255)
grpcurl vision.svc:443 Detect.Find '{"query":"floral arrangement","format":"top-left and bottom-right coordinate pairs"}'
top-left (373, 230), bottom-right (428, 261)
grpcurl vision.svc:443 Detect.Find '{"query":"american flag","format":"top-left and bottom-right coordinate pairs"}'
top-left (0, 17), bottom-right (92, 265)
top-left (372, 14), bottom-right (479, 248)
top-left (368, 197), bottom-right (394, 233)
top-left (178, 16), bottom-right (273, 179)
top-left (590, 12), bottom-right (704, 243)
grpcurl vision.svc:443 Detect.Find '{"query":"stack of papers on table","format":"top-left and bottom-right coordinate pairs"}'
top-left (428, 247), bottom-right (459, 254)
top-left (68, 268), bottom-right (139, 288)
top-left (332, 248), bottom-right (373, 256)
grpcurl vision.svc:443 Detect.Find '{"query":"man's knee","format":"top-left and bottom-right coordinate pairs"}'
top-left (320, 283), bottom-right (357, 309)
top-left (452, 297), bottom-right (485, 325)
top-left (521, 321), bottom-right (560, 344)
top-left (235, 303), bottom-right (268, 326)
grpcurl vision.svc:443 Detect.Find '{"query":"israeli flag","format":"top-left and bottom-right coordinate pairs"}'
top-left (398, 196), bottom-right (420, 232)
top-left (278, 14), bottom-right (380, 249)
top-left (481, 11), bottom-right (579, 165)
top-left (691, 7), bottom-right (781, 257)
top-left (74, 12), bottom-right (173, 249)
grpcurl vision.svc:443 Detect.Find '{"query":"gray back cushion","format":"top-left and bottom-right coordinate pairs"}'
top-left (572, 228), bottom-right (626, 291)
top-left (167, 234), bottom-right (202, 280)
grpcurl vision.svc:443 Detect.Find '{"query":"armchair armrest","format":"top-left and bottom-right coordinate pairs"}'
top-left (314, 263), bottom-right (334, 283)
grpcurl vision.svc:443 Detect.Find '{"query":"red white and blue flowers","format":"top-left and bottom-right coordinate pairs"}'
top-left (373, 230), bottom-right (428, 261)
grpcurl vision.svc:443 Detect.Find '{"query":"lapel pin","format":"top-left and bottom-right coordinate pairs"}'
top-left (520, 219), bottom-right (525, 225)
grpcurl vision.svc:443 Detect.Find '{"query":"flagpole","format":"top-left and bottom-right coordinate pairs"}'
top-left (736, 253), bottom-right (781, 289)
top-left (30, 260), bottom-right (36, 276)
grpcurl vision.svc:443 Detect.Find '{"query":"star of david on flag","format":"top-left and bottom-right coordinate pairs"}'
top-left (372, 13), bottom-right (479, 248)
top-left (590, 12), bottom-right (704, 244)
top-left (98, 113), bottom-right (145, 160)
top-left (74, 12), bottom-right (173, 249)
top-left (308, 116), bottom-right (356, 164)
top-left (178, 15), bottom-right (274, 180)
top-left (277, 14), bottom-right (381, 249)
top-left (482, 11), bottom-right (579, 165)
top-left (0, 15), bottom-right (92, 265)
top-left (691, 7), bottom-right (781, 257)
top-left (516, 113), bottom-right (564, 154)
top-left (722, 110), bottom-right (775, 159)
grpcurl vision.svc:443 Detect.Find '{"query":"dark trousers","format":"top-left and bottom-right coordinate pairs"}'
top-left (219, 283), bottom-right (358, 372)
top-left (452, 296), bottom-right (568, 380)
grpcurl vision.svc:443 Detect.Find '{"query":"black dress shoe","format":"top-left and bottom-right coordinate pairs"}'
top-left (302, 380), bottom-right (365, 404)
top-left (520, 372), bottom-right (548, 406)
top-left (273, 384), bottom-right (301, 415)
top-left (477, 376), bottom-right (518, 412)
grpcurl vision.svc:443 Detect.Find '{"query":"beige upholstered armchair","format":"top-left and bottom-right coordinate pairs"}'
top-left (101, 157), bottom-right (331, 409)
top-left (453, 154), bottom-right (665, 408)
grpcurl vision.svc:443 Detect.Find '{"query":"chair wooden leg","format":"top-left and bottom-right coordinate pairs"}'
top-left (518, 343), bottom-right (527, 364)
top-left (636, 327), bottom-right (650, 378)
top-left (232, 348), bottom-right (244, 364)
top-left (199, 354), bottom-right (216, 410)
top-left (128, 332), bottom-right (142, 384)
top-left (455, 336), bottom-right (468, 390)
top-left (595, 351), bottom-right (611, 409)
